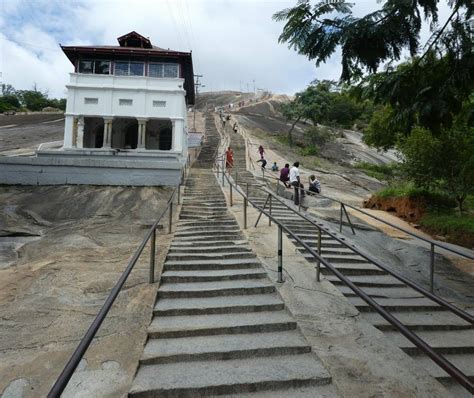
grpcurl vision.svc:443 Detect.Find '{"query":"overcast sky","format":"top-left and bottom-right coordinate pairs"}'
top-left (0, 0), bottom-right (450, 98)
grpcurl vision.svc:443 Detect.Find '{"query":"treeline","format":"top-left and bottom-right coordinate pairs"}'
top-left (275, 0), bottom-right (473, 213)
top-left (0, 84), bottom-right (66, 113)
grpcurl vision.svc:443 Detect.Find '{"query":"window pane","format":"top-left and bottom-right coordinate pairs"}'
top-left (148, 63), bottom-right (163, 78)
top-left (163, 63), bottom-right (178, 78)
top-left (79, 60), bottom-right (93, 74)
top-left (129, 62), bottom-right (144, 76)
top-left (115, 62), bottom-right (129, 76)
top-left (94, 60), bottom-right (110, 75)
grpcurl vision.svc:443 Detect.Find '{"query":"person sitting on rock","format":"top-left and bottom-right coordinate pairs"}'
top-left (279, 163), bottom-right (290, 187)
top-left (271, 162), bottom-right (279, 172)
top-left (308, 174), bottom-right (321, 195)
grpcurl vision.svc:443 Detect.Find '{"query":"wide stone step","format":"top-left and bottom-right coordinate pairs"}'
top-left (361, 311), bottom-right (474, 331)
top-left (158, 280), bottom-right (275, 298)
top-left (174, 230), bottom-right (241, 238)
top-left (302, 253), bottom-right (369, 264)
top-left (324, 274), bottom-right (405, 287)
top-left (148, 310), bottom-right (297, 338)
top-left (168, 245), bottom-right (252, 254)
top-left (166, 252), bottom-right (256, 262)
top-left (175, 225), bottom-right (240, 232)
top-left (319, 263), bottom-right (387, 276)
top-left (172, 234), bottom-right (243, 242)
top-left (349, 297), bottom-right (444, 312)
top-left (338, 286), bottom-right (424, 299)
top-left (141, 330), bottom-right (311, 364)
top-left (161, 269), bottom-right (267, 283)
top-left (164, 258), bottom-right (261, 271)
top-left (411, 353), bottom-right (474, 382)
top-left (170, 239), bottom-right (249, 247)
top-left (154, 294), bottom-right (285, 316)
top-left (130, 353), bottom-right (331, 397)
top-left (383, 329), bottom-right (474, 355)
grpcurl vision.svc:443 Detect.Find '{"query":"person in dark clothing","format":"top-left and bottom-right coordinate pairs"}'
top-left (257, 157), bottom-right (267, 170)
top-left (279, 163), bottom-right (290, 187)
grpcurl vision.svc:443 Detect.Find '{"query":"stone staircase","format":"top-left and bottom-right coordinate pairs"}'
top-left (226, 119), bottom-right (474, 397)
top-left (129, 117), bottom-right (337, 397)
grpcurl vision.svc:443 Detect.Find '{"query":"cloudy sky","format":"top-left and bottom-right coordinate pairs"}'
top-left (0, 0), bottom-right (450, 98)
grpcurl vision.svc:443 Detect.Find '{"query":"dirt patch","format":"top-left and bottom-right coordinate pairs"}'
top-left (363, 195), bottom-right (426, 223)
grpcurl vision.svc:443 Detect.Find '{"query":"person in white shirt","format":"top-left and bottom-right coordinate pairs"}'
top-left (289, 161), bottom-right (305, 205)
top-left (308, 174), bottom-right (321, 194)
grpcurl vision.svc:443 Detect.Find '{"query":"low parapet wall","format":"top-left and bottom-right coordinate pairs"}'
top-left (0, 156), bottom-right (183, 186)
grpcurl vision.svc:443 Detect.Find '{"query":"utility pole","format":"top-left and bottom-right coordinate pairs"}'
top-left (193, 74), bottom-right (203, 130)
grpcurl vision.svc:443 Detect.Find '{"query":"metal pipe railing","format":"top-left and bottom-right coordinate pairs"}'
top-left (214, 158), bottom-right (473, 393)
top-left (48, 153), bottom-right (192, 396)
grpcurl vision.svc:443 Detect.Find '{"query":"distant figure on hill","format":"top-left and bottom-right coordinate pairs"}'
top-left (257, 157), bottom-right (267, 170)
top-left (279, 163), bottom-right (290, 187)
top-left (308, 175), bottom-right (321, 194)
top-left (233, 123), bottom-right (238, 133)
top-left (225, 146), bottom-right (234, 170)
top-left (271, 162), bottom-right (279, 172)
top-left (258, 145), bottom-right (264, 159)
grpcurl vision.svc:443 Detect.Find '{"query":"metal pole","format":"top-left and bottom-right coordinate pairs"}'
top-left (316, 228), bottom-right (321, 282)
top-left (246, 182), bottom-right (249, 199)
top-left (168, 202), bottom-right (173, 234)
top-left (339, 203), bottom-right (343, 232)
top-left (235, 171), bottom-right (238, 186)
top-left (255, 193), bottom-right (271, 227)
top-left (230, 183), bottom-right (233, 206)
top-left (177, 184), bottom-right (181, 205)
top-left (222, 158), bottom-right (225, 186)
top-left (149, 229), bottom-right (156, 283)
top-left (269, 195), bottom-right (272, 226)
top-left (430, 243), bottom-right (435, 293)
top-left (342, 204), bottom-right (356, 235)
top-left (244, 197), bottom-right (248, 229)
top-left (277, 225), bottom-right (283, 283)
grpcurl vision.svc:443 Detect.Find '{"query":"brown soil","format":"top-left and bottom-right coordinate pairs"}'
top-left (363, 195), bottom-right (426, 223)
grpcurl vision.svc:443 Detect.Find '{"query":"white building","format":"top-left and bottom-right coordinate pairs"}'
top-left (0, 32), bottom-right (196, 186)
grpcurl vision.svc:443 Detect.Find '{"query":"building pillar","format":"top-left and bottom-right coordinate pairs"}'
top-left (137, 118), bottom-right (148, 150)
top-left (102, 117), bottom-right (113, 149)
top-left (76, 117), bottom-right (84, 149)
top-left (63, 115), bottom-right (75, 149)
top-left (171, 118), bottom-right (184, 152)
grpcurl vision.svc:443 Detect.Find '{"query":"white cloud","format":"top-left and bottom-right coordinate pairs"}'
top-left (0, 0), bottom-right (454, 98)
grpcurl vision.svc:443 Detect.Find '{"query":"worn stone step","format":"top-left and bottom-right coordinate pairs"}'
top-left (168, 245), bottom-right (252, 254)
top-left (172, 234), bottom-right (243, 242)
top-left (166, 252), bottom-right (256, 262)
top-left (141, 330), bottom-right (311, 364)
top-left (349, 297), bottom-right (445, 313)
top-left (411, 353), bottom-right (474, 382)
top-left (218, 384), bottom-right (340, 397)
top-left (302, 253), bottom-right (369, 264)
top-left (170, 239), bottom-right (248, 247)
top-left (175, 225), bottom-right (240, 232)
top-left (362, 311), bottom-right (474, 331)
top-left (177, 220), bottom-right (236, 227)
top-left (148, 310), bottom-right (297, 338)
top-left (161, 269), bottom-right (267, 283)
top-left (158, 280), bottom-right (275, 298)
top-left (319, 263), bottom-right (387, 276)
top-left (154, 294), bottom-right (285, 316)
top-left (174, 230), bottom-right (241, 238)
top-left (338, 286), bottom-right (424, 299)
top-left (164, 258), bottom-right (261, 271)
top-left (383, 329), bottom-right (474, 355)
top-left (130, 353), bottom-right (331, 397)
top-left (324, 274), bottom-right (405, 288)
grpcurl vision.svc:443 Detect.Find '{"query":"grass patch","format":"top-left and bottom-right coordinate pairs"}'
top-left (355, 161), bottom-right (399, 181)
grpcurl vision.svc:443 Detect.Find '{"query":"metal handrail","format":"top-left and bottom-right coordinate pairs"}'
top-left (213, 158), bottom-right (474, 394)
top-left (48, 161), bottom-right (189, 397)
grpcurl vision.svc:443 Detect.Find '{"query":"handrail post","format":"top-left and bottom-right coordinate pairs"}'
top-left (269, 195), bottom-right (272, 226)
top-left (244, 196), bottom-right (248, 229)
top-left (339, 203), bottom-right (343, 232)
top-left (316, 228), bottom-right (322, 282)
top-left (177, 184), bottom-right (181, 205)
top-left (255, 193), bottom-right (271, 227)
top-left (277, 225), bottom-right (283, 283)
top-left (342, 204), bottom-right (356, 235)
top-left (430, 243), bottom-right (435, 293)
top-left (222, 158), bottom-right (225, 186)
top-left (235, 171), bottom-right (238, 186)
top-left (149, 228), bottom-right (156, 283)
top-left (230, 182), bottom-right (233, 206)
top-left (246, 182), bottom-right (249, 199)
top-left (168, 202), bottom-right (173, 234)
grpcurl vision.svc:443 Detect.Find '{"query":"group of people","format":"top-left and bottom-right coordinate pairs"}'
top-left (256, 145), bottom-right (321, 205)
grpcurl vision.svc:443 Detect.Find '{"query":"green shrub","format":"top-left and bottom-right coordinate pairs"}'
top-left (300, 145), bottom-right (319, 156)
top-left (355, 161), bottom-right (399, 181)
top-left (420, 211), bottom-right (474, 236)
